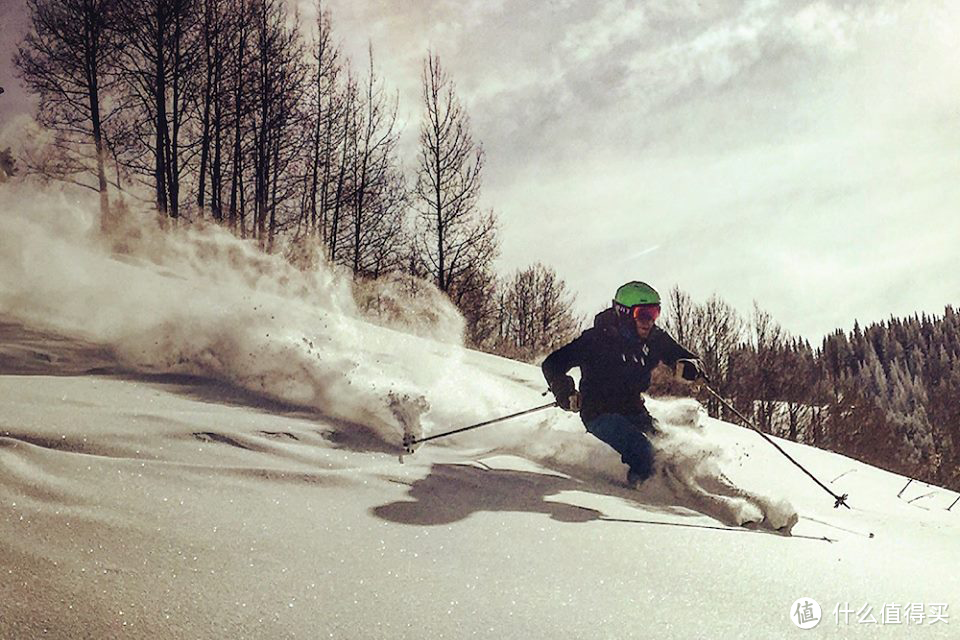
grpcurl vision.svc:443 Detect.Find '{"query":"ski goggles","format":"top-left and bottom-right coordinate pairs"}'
top-left (614, 302), bottom-right (661, 322)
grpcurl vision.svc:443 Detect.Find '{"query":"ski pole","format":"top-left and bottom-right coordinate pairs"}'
top-left (896, 478), bottom-right (913, 499)
top-left (700, 383), bottom-right (851, 510)
top-left (402, 402), bottom-right (557, 454)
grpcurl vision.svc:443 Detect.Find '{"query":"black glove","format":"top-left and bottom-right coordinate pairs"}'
top-left (676, 358), bottom-right (706, 382)
top-left (550, 378), bottom-right (581, 412)
top-left (557, 390), bottom-right (582, 412)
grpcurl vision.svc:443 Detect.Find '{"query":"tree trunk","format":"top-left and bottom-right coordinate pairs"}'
top-left (197, 0), bottom-right (215, 212)
top-left (168, 9), bottom-right (184, 219)
top-left (268, 134), bottom-right (279, 252)
top-left (154, 32), bottom-right (169, 216)
top-left (329, 97), bottom-right (351, 263)
top-left (85, 49), bottom-right (110, 227)
top-left (211, 53), bottom-right (223, 221)
top-left (227, 2), bottom-right (246, 230)
top-left (197, 72), bottom-right (212, 211)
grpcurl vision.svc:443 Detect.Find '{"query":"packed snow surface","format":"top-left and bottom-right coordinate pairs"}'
top-left (1, 185), bottom-right (958, 639)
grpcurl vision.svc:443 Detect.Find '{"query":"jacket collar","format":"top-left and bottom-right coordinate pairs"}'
top-left (594, 307), bottom-right (655, 344)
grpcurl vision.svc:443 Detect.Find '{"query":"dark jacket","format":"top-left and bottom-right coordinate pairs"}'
top-left (542, 308), bottom-right (695, 422)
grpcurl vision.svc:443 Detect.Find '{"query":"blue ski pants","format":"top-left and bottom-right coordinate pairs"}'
top-left (584, 411), bottom-right (657, 481)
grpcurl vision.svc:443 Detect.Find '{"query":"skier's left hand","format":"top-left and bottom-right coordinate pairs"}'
top-left (676, 358), bottom-right (706, 382)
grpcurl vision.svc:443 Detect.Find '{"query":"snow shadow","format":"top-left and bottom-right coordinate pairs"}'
top-left (0, 320), bottom-right (321, 417)
top-left (373, 463), bottom-right (604, 526)
top-left (0, 321), bottom-right (117, 376)
top-left (599, 515), bottom-right (832, 542)
top-left (0, 319), bottom-right (431, 456)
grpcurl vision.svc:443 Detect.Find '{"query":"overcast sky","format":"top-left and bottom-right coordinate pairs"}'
top-left (2, 0), bottom-right (958, 343)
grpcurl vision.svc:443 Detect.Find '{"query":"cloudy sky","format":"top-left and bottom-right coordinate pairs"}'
top-left (2, 0), bottom-right (959, 342)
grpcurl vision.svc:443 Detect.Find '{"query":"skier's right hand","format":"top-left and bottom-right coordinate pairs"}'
top-left (556, 390), bottom-right (582, 412)
top-left (548, 376), bottom-right (581, 412)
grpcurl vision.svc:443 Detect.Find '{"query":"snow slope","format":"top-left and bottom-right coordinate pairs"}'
top-left (1, 185), bottom-right (958, 639)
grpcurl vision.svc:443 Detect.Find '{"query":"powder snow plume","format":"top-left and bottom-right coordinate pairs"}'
top-left (0, 184), bottom-right (799, 527)
top-left (0, 184), bottom-right (467, 443)
top-left (456, 394), bottom-right (798, 530)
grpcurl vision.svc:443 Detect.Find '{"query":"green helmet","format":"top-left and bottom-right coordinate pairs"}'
top-left (613, 281), bottom-right (660, 307)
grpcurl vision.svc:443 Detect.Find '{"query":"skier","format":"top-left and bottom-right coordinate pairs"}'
top-left (542, 281), bottom-right (705, 487)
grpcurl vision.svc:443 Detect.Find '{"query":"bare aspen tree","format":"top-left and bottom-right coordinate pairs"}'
top-left (361, 170), bottom-right (409, 276)
top-left (251, 0), bottom-right (271, 241)
top-left (167, 0), bottom-right (199, 218)
top-left (227, 0), bottom-right (251, 234)
top-left (348, 44), bottom-right (402, 275)
top-left (750, 302), bottom-right (786, 432)
top-left (197, 0), bottom-right (231, 218)
top-left (445, 210), bottom-right (498, 310)
top-left (15, 0), bottom-right (120, 224)
top-left (664, 285), bottom-right (696, 350)
top-left (413, 51), bottom-right (493, 294)
top-left (534, 265), bottom-right (582, 352)
top-left (669, 289), bottom-right (744, 417)
top-left (782, 338), bottom-right (816, 440)
top-left (459, 268), bottom-right (501, 349)
top-left (306, 4), bottom-right (342, 241)
top-left (328, 73), bottom-right (356, 263)
top-left (248, 0), bottom-right (307, 249)
top-left (699, 295), bottom-right (745, 382)
top-left (487, 264), bottom-right (581, 361)
top-left (115, 0), bottom-right (200, 219)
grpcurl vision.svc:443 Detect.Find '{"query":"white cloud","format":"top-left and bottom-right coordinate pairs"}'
top-left (284, 1), bottom-right (960, 339)
top-left (641, 17), bottom-right (766, 91)
top-left (560, 0), bottom-right (649, 62)
top-left (786, 2), bottom-right (857, 54)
